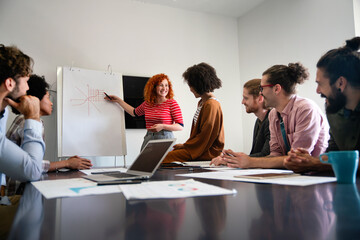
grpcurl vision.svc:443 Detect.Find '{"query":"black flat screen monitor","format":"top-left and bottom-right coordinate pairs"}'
top-left (122, 75), bottom-right (149, 129)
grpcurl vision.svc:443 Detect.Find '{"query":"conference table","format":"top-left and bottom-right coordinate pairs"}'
top-left (7, 168), bottom-right (360, 240)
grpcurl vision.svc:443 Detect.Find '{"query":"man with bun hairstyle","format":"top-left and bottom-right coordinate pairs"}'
top-left (213, 62), bottom-right (329, 169)
top-left (285, 37), bottom-right (360, 172)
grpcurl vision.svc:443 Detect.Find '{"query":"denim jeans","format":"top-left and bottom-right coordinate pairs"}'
top-left (141, 130), bottom-right (174, 151)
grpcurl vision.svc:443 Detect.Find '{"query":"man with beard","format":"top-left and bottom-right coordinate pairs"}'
top-left (0, 44), bottom-right (45, 184)
top-left (241, 79), bottom-right (271, 157)
top-left (284, 37), bottom-right (360, 172)
top-left (214, 62), bottom-right (329, 169)
top-left (211, 79), bottom-right (270, 166)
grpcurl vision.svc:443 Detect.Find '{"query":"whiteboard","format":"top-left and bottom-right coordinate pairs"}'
top-left (57, 67), bottom-right (127, 157)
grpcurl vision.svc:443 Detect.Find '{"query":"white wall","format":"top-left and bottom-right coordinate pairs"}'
top-left (237, 0), bottom-right (356, 153)
top-left (0, 0), bottom-right (242, 166)
top-left (355, 0), bottom-right (360, 35)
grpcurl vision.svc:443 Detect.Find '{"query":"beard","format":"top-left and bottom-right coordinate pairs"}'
top-left (245, 105), bottom-right (259, 113)
top-left (6, 85), bottom-right (22, 114)
top-left (323, 89), bottom-right (347, 114)
top-left (6, 84), bottom-right (21, 101)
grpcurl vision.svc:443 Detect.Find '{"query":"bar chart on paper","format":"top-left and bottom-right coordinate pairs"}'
top-left (58, 67), bottom-right (127, 157)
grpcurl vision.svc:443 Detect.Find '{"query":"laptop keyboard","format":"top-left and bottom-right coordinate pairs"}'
top-left (104, 172), bottom-right (137, 178)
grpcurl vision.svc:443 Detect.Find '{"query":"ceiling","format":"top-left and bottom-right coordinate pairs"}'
top-left (131, 0), bottom-right (267, 18)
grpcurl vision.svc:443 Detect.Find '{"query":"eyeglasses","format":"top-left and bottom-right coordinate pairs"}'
top-left (259, 84), bottom-right (275, 92)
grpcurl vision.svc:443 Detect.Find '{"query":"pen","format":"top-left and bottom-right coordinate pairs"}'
top-left (225, 152), bottom-right (235, 157)
top-left (97, 180), bottom-right (142, 185)
top-left (91, 171), bottom-right (120, 174)
top-left (104, 92), bottom-right (112, 100)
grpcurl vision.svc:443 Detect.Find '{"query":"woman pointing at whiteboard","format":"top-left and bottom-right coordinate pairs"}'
top-left (105, 73), bottom-right (184, 150)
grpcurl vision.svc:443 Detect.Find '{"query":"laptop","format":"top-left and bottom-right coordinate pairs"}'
top-left (83, 138), bottom-right (175, 184)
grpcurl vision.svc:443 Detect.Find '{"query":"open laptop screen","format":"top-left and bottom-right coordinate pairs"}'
top-left (128, 139), bottom-right (174, 173)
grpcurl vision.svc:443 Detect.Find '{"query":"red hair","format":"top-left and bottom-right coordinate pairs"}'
top-left (144, 73), bottom-right (174, 104)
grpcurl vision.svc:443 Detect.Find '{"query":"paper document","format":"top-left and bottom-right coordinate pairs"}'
top-left (177, 169), bottom-right (337, 186)
top-left (32, 178), bottom-right (122, 199)
top-left (188, 161), bottom-right (234, 170)
top-left (181, 161), bottom-right (214, 167)
top-left (161, 161), bottom-right (233, 170)
top-left (80, 167), bottom-right (127, 175)
top-left (120, 179), bottom-right (236, 200)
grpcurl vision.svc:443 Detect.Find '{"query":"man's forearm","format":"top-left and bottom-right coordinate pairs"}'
top-left (249, 156), bottom-right (286, 169)
top-left (309, 156), bottom-right (333, 172)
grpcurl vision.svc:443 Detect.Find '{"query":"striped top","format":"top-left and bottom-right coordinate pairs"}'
top-left (193, 97), bottom-right (218, 125)
top-left (135, 99), bottom-right (184, 129)
top-left (6, 115), bottom-right (50, 173)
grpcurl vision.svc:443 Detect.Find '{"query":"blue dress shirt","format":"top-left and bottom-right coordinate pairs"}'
top-left (0, 108), bottom-right (45, 184)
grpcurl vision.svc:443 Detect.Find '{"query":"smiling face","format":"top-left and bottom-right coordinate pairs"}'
top-left (260, 74), bottom-right (276, 108)
top-left (242, 88), bottom-right (260, 113)
top-left (7, 76), bottom-right (30, 101)
top-left (316, 68), bottom-right (346, 114)
top-left (39, 91), bottom-right (53, 116)
top-left (156, 79), bottom-right (169, 98)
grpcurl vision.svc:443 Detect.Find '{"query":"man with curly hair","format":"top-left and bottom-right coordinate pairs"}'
top-left (0, 44), bottom-right (45, 183)
top-left (0, 45), bottom-right (45, 236)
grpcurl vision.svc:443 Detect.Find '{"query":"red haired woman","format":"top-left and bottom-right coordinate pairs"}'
top-left (106, 74), bottom-right (183, 150)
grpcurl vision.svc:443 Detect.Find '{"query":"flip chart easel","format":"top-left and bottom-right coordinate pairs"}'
top-left (57, 66), bottom-right (127, 158)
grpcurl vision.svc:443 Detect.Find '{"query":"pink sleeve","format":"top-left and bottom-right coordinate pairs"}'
top-left (289, 106), bottom-right (325, 155)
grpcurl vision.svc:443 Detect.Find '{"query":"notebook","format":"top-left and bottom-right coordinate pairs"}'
top-left (83, 138), bottom-right (175, 184)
